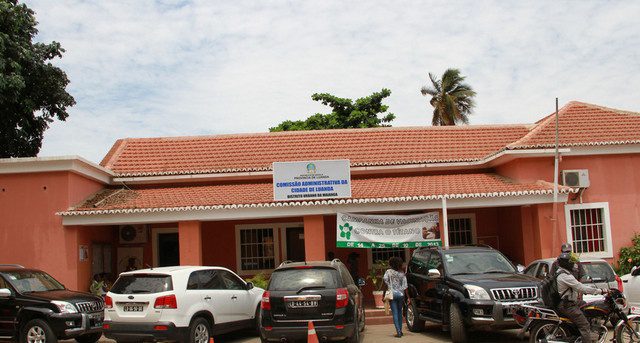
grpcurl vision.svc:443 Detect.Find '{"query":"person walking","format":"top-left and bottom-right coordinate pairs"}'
top-left (383, 257), bottom-right (408, 338)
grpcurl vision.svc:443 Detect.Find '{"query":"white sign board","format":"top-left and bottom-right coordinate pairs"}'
top-left (336, 212), bottom-right (441, 248)
top-left (273, 160), bottom-right (351, 201)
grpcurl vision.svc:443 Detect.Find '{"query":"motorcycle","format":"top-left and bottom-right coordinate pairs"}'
top-left (515, 288), bottom-right (640, 343)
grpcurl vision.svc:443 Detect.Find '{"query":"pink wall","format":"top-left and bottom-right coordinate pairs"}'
top-left (0, 171), bottom-right (104, 290)
top-left (498, 153), bottom-right (640, 263)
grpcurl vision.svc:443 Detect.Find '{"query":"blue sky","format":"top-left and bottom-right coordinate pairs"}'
top-left (25, 0), bottom-right (640, 163)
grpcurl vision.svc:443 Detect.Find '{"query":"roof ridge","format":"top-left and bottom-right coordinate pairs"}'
top-left (100, 139), bottom-right (129, 168)
top-left (508, 101), bottom-right (576, 148)
top-left (566, 101), bottom-right (640, 116)
top-left (115, 123), bottom-right (533, 142)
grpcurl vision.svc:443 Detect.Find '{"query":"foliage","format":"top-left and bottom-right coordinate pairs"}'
top-left (0, 0), bottom-right (75, 158)
top-left (270, 89), bottom-right (395, 131)
top-left (421, 68), bottom-right (476, 126)
top-left (366, 260), bottom-right (389, 291)
top-left (89, 280), bottom-right (105, 296)
top-left (616, 233), bottom-right (640, 275)
top-left (245, 272), bottom-right (270, 290)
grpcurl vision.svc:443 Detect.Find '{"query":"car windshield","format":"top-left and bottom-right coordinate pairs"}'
top-left (269, 268), bottom-right (337, 291)
top-left (4, 270), bottom-right (65, 293)
top-left (445, 251), bottom-right (515, 275)
top-left (110, 274), bottom-right (173, 294)
top-left (580, 262), bottom-right (615, 282)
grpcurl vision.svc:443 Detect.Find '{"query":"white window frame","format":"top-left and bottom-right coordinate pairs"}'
top-left (564, 202), bottom-right (613, 259)
top-left (152, 227), bottom-right (178, 267)
top-left (447, 213), bottom-right (477, 246)
top-left (235, 224), bottom-right (281, 276)
top-left (278, 223), bottom-right (305, 261)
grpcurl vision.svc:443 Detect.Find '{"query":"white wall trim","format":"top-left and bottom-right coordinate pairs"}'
top-left (564, 202), bottom-right (614, 259)
top-left (235, 223), bottom-right (282, 276)
top-left (151, 227), bottom-right (178, 267)
top-left (0, 155), bottom-right (113, 184)
top-left (61, 194), bottom-right (570, 226)
top-left (560, 144), bottom-right (640, 157)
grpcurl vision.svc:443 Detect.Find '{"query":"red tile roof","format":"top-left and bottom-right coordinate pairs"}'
top-left (100, 125), bottom-right (531, 176)
top-left (99, 101), bottom-right (640, 177)
top-left (61, 173), bottom-right (572, 215)
top-left (508, 101), bottom-right (640, 149)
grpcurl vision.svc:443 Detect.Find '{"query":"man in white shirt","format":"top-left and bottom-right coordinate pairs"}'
top-left (555, 251), bottom-right (607, 343)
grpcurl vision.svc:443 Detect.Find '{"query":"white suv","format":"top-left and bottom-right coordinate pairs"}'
top-left (103, 266), bottom-right (264, 342)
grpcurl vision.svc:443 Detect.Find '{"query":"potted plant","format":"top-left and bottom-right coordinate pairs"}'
top-left (367, 260), bottom-right (388, 308)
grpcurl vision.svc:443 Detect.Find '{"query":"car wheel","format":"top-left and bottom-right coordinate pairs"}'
top-left (21, 319), bottom-right (58, 343)
top-left (347, 312), bottom-right (360, 343)
top-left (449, 303), bottom-right (468, 343)
top-left (359, 305), bottom-right (366, 332)
top-left (189, 317), bottom-right (211, 343)
top-left (74, 332), bottom-right (102, 343)
top-left (406, 299), bottom-right (425, 332)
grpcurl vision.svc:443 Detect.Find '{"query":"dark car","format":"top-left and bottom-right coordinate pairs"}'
top-left (405, 246), bottom-right (541, 343)
top-left (0, 265), bottom-right (104, 343)
top-left (259, 259), bottom-right (365, 342)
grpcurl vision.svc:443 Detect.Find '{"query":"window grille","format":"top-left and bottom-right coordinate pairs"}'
top-left (569, 207), bottom-right (606, 254)
top-left (372, 248), bottom-right (406, 264)
top-left (448, 217), bottom-right (473, 246)
top-left (239, 228), bottom-right (276, 271)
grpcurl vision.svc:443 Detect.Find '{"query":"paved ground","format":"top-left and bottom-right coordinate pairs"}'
top-left (73, 323), bottom-right (618, 342)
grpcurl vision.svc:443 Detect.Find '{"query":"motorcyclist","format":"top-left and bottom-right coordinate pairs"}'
top-left (555, 251), bottom-right (607, 343)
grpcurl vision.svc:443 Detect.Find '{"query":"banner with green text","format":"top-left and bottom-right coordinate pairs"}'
top-left (336, 212), bottom-right (441, 248)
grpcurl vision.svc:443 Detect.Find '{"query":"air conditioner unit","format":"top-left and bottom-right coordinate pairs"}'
top-left (119, 225), bottom-right (148, 244)
top-left (562, 169), bottom-right (590, 188)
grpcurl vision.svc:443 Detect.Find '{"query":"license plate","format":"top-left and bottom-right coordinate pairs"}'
top-left (288, 300), bottom-right (318, 308)
top-left (123, 305), bottom-right (144, 312)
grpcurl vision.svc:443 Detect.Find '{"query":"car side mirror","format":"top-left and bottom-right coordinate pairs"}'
top-left (0, 288), bottom-right (12, 298)
top-left (632, 267), bottom-right (640, 277)
top-left (246, 282), bottom-right (254, 290)
top-left (357, 278), bottom-right (366, 287)
top-left (517, 264), bottom-right (525, 273)
top-left (428, 269), bottom-right (441, 278)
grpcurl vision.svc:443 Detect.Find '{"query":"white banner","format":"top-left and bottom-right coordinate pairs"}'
top-left (273, 160), bottom-right (351, 201)
top-left (336, 212), bottom-right (441, 248)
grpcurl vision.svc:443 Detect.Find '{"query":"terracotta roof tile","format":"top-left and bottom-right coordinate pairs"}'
top-left (509, 101), bottom-right (640, 149)
top-left (101, 125), bottom-right (531, 176)
top-left (62, 173), bottom-right (572, 215)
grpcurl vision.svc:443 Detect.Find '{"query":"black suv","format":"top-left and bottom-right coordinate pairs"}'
top-left (405, 246), bottom-right (540, 343)
top-left (0, 265), bottom-right (104, 343)
top-left (259, 259), bottom-right (365, 342)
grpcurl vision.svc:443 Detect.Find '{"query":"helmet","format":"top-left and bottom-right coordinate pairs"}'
top-left (561, 243), bottom-right (572, 253)
top-left (557, 251), bottom-right (579, 271)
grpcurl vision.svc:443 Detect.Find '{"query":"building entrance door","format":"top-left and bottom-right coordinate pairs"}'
top-left (286, 227), bottom-right (306, 262)
top-left (158, 233), bottom-right (180, 266)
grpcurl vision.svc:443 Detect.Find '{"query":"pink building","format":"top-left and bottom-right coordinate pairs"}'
top-left (1, 101), bottom-right (639, 296)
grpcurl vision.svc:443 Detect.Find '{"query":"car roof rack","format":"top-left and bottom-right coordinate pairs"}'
top-left (0, 264), bottom-right (25, 268)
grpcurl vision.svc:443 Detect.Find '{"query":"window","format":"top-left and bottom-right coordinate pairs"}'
top-left (523, 263), bottom-right (538, 277)
top-left (565, 203), bottom-right (613, 258)
top-left (371, 248), bottom-right (406, 264)
top-left (448, 214), bottom-right (475, 246)
top-left (219, 270), bottom-right (246, 290)
top-left (235, 225), bottom-right (280, 275)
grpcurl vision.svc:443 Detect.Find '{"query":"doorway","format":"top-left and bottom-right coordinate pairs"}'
top-left (286, 227), bottom-right (306, 262)
top-left (153, 228), bottom-right (180, 267)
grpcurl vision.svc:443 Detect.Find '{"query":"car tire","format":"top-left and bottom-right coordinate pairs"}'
top-left (449, 303), bottom-right (468, 343)
top-left (347, 311), bottom-right (360, 343)
top-left (406, 299), bottom-right (425, 332)
top-left (74, 332), bottom-right (102, 343)
top-left (188, 317), bottom-right (211, 343)
top-left (20, 318), bottom-right (58, 343)
top-left (359, 305), bottom-right (366, 332)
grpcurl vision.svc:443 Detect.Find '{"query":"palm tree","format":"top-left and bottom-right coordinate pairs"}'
top-left (421, 68), bottom-right (476, 125)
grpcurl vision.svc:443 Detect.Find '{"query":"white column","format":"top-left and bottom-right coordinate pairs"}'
top-left (442, 197), bottom-right (449, 248)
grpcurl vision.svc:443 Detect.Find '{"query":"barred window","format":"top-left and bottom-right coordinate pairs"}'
top-left (448, 215), bottom-right (474, 246)
top-left (565, 203), bottom-right (613, 258)
top-left (239, 228), bottom-right (276, 272)
top-left (372, 248), bottom-right (406, 264)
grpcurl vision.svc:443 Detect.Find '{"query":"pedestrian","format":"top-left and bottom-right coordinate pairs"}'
top-left (383, 256), bottom-right (407, 338)
top-left (347, 252), bottom-right (360, 281)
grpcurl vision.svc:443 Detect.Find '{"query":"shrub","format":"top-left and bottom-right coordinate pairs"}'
top-left (245, 272), bottom-right (270, 289)
top-left (616, 233), bottom-right (640, 275)
top-left (367, 260), bottom-right (389, 291)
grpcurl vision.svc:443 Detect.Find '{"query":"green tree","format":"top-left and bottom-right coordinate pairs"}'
top-left (270, 89), bottom-right (395, 131)
top-left (421, 68), bottom-right (475, 126)
top-left (0, 0), bottom-right (75, 158)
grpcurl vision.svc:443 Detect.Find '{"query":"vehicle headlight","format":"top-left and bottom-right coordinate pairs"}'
top-left (464, 285), bottom-right (491, 300)
top-left (51, 301), bottom-right (78, 314)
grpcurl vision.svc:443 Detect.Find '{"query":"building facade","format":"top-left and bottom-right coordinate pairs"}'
top-left (1, 101), bottom-right (639, 296)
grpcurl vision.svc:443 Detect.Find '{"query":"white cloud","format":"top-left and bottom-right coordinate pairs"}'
top-left (24, 0), bottom-right (640, 162)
